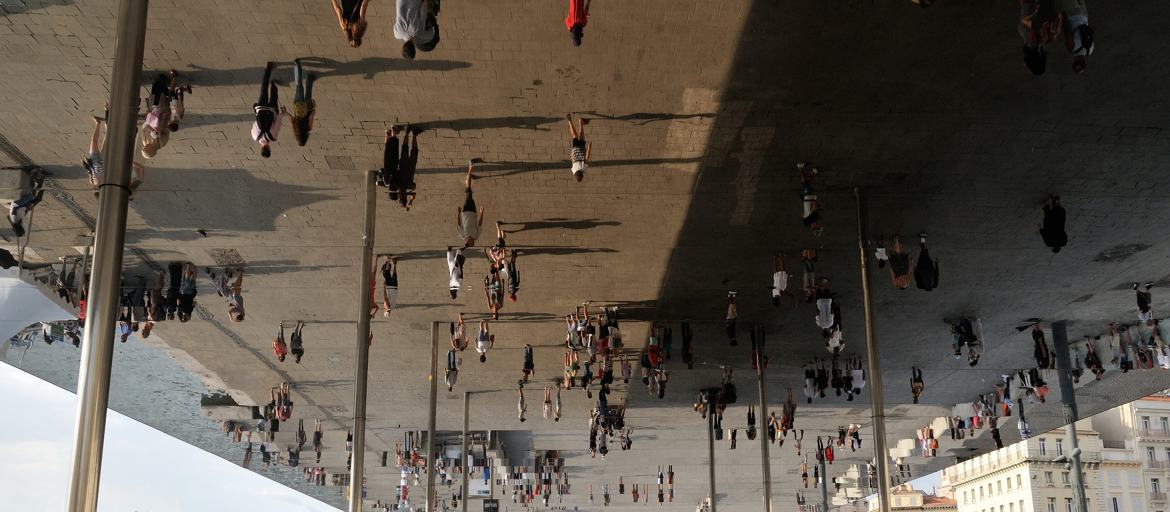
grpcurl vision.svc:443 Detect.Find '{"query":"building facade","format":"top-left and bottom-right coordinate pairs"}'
top-left (938, 394), bottom-right (1170, 512)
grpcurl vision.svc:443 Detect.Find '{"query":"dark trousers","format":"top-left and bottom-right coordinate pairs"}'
top-left (382, 136), bottom-right (399, 185)
top-left (255, 62), bottom-right (278, 133)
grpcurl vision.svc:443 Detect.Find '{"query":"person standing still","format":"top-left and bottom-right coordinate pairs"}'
top-left (565, 114), bottom-right (592, 182)
top-left (1039, 195), bottom-right (1067, 253)
top-left (456, 162), bottom-right (484, 246)
top-left (565, 0), bottom-right (590, 47)
top-left (395, 0), bottom-right (440, 60)
top-left (251, 61), bottom-right (283, 158)
top-left (330, 0), bottom-right (370, 47)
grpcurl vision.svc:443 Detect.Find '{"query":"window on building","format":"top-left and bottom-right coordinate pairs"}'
top-left (1161, 417), bottom-right (1168, 432)
top-left (963, 490), bottom-right (968, 504)
top-left (997, 481), bottom-right (1002, 495)
top-left (1153, 478), bottom-right (1162, 493)
top-left (1144, 416), bottom-right (1152, 431)
top-left (1010, 503), bottom-right (1015, 512)
top-left (1165, 448), bottom-right (1170, 463)
top-left (1000, 506), bottom-right (1004, 512)
top-left (1045, 471), bottom-right (1054, 485)
top-left (1065, 498), bottom-right (1074, 512)
top-left (1062, 472), bottom-right (1070, 485)
top-left (1151, 447), bottom-right (1159, 462)
top-left (980, 487), bottom-right (985, 498)
top-left (1046, 497), bottom-right (1055, 512)
top-left (1113, 497), bottom-right (1121, 512)
top-left (1017, 474), bottom-right (1023, 488)
top-left (1007, 476), bottom-right (1013, 491)
top-left (1040, 438), bottom-right (1048, 455)
top-left (1057, 439), bottom-right (1064, 455)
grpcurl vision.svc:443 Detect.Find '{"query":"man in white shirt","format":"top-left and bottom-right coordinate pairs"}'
top-left (475, 319), bottom-right (493, 363)
top-left (456, 163), bottom-right (484, 246)
top-left (395, 0), bottom-right (440, 60)
top-left (446, 246), bottom-right (464, 299)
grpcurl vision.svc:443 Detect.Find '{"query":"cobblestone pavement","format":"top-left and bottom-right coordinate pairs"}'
top-left (4, 0), bottom-right (1170, 509)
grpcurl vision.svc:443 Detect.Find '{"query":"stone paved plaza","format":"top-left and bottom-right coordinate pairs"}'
top-left (5, 0), bottom-right (1170, 510)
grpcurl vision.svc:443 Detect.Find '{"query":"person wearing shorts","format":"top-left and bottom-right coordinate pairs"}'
top-left (475, 319), bottom-right (493, 363)
top-left (83, 116), bottom-right (106, 190)
top-left (456, 162), bottom-right (484, 246)
top-left (566, 113), bottom-right (591, 182)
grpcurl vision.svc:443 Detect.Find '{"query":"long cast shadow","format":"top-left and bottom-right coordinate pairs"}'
top-left (578, 111), bottom-right (715, 126)
top-left (503, 218), bottom-right (621, 231)
top-left (186, 57), bottom-right (472, 87)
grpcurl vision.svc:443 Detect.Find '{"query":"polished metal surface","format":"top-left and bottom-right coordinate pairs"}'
top-left (754, 324), bottom-right (772, 512)
top-left (66, 1), bottom-right (149, 510)
top-left (856, 188), bottom-right (891, 512)
top-left (348, 169), bottom-right (377, 512)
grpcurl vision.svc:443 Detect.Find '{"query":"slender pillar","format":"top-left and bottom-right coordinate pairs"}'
top-left (819, 446), bottom-right (829, 512)
top-left (462, 391), bottom-right (470, 512)
top-left (753, 324), bottom-right (772, 512)
top-left (66, 2), bottom-right (149, 511)
top-left (1051, 321), bottom-right (1087, 512)
top-left (17, 209), bottom-right (32, 277)
top-left (426, 321), bottom-right (440, 511)
top-left (707, 397), bottom-right (717, 512)
top-left (853, 187), bottom-right (891, 512)
top-left (347, 169), bottom-right (377, 512)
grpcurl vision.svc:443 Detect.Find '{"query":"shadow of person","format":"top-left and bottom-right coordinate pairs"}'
top-left (414, 116), bottom-right (563, 133)
top-left (504, 218), bottom-right (622, 231)
top-left (186, 57), bottom-right (472, 87)
top-left (1, 0), bottom-right (74, 14)
top-left (578, 111), bottom-right (716, 126)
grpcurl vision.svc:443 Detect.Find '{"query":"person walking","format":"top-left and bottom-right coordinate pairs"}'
top-left (446, 246), bottom-right (465, 299)
top-left (505, 250), bottom-right (521, 302)
top-left (516, 383), bottom-right (527, 422)
top-left (725, 291), bottom-right (738, 346)
top-left (450, 313), bottom-right (467, 350)
top-left (887, 235), bottom-right (912, 289)
top-left (7, 173), bottom-right (45, 238)
top-left (910, 367), bottom-right (925, 404)
top-left (445, 347), bottom-right (460, 391)
top-left (456, 162), bottom-right (485, 246)
top-left (209, 267), bottom-right (245, 322)
top-left (521, 343), bottom-right (535, 384)
top-left (379, 254), bottom-right (399, 316)
top-left (82, 116), bottom-right (106, 191)
top-left (1135, 281), bottom-right (1155, 325)
top-left (139, 73), bottom-right (172, 159)
top-left (330, 0), bottom-right (370, 47)
top-left (251, 61), bottom-right (283, 158)
top-left (1039, 195), bottom-right (1067, 253)
top-left (290, 321), bottom-right (305, 363)
top-left (542, 386), bottom-right (554, 420)
top-left (395, 0), bottom-right (440, 60)
top-left (798, 162), bottom-right (823, 235)
top-left (286, 58), bottom-right (317, 145)
top-left (772, 253), bottom-right (796, 307)
top-left (680, 320), bottom-right (694, 369)
top-left (565, 0), bottom-right (590, 47)
top-left (177, 262), bottom-right (197, 322)
top-left (475, 319), bottom-right (493, 363)
top-left (914, 233), bottom-right (938, 291)
top-left (273, 323), bottom-right (289, 362)
top-left (566, 113), bottom-right (591, 181)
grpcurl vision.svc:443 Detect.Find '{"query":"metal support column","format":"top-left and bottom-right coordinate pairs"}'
top-left (462, 391), bottom-right (470, 512)
top-left (1051, 321), bottom-right (1087, 512)
top-left (707, 398), bottom-right (717, 512)
top-left (753, 324), bottom-right (772, 512)
top-left (819, 445), bottom-right (829, 512)
top-left (426, 321), bottom-right (440, 512)
top-left (66, 1), bottom-right (149, 511)
top-left (347, 169), bottom-right (377, 512)
top-left (854, 187), bottom-right (891, 512)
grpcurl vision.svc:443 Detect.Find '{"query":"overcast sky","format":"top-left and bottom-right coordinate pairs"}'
top-left (0, 362), bottom-right (339, 512)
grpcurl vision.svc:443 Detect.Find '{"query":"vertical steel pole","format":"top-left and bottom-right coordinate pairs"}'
top-left (66, 1), bottom-right (148, 511)
top-left (1051, 321), bottom-right (1087, 512)
top-left (347, 169), bottom-right (377, 512)
top-left (16, 209), bottom-right (32, 277)
top-left (462, 391), bottom-right (470, 512)
top-left (426, 321), bottom-right (440, 511)
top-left (854, 187), bottom-right (891, 512)
top-left (707, 400), bottom-right (717, 512)
top-left (819, 448), bottom-right (829, 512)
top-left (754, 325), bottom-right (773, 512)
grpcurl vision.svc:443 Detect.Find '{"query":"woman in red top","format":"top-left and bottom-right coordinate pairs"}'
top-left (565, 0), bottom-right (590, 47)
top-left (273, 323), bottom-right (289, 362)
